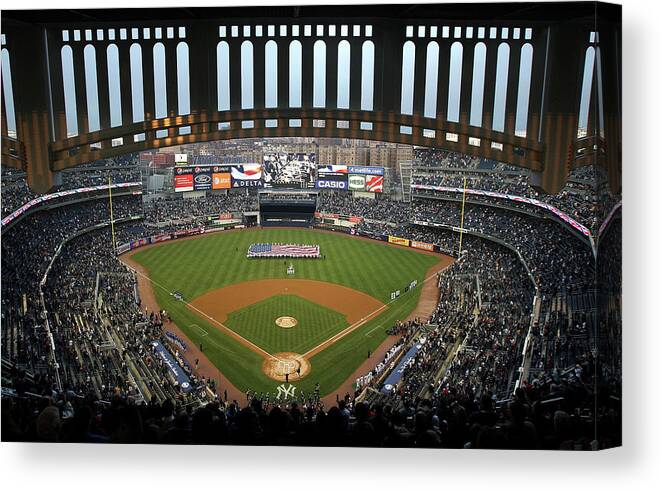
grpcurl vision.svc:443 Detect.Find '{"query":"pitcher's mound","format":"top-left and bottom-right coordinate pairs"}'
top-left (262, 352), bottom-right (310, 382)
top-left (275, 316), bottom-right (298, 329)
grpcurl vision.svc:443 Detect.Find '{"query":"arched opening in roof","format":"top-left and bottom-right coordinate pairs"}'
top-left (217, 41), bottom-right (230, 112)
top-left (129, 43), bottom-right (144, 123)
top-left (595, 46), bottom-right (605, 138)
top-left (337, 40), bottom-right (351, 109)
top-left (313, 40), bottom-right (326, 108)
top-left (176, 42), bottom-right (190, 134)
top-left (0, 48), bottom-right (16, 138)
top-left (515, 43), bottom-right (533, 137)
top-left (577, 46), bottom-right (595, 138)
top-left (265, 40), bottom-right (278, 108)
top-left (361, 40), bottom-right (374, 111)
top-left (470, 42), bottom-right (487, 127)
top-left (289, 40), bottom-right (302, 108)
top-left (492, 42), bottom-right (510, 132)
top-left (60, 45), bottom-right (78, 137)
top-left (240, 40), bottom-right (254, 110)
top-left (83, 45), bottom-right (100, 133)
top-left (423, 41), bottom-right (439, 118)
top-left (106, 44), bottom-right (122, 127)
top-left (152, 43), bottom-right (167, 137)
top-left (447, 41), bottom-right (463, 123)
top-left (400, 40), bottom-right (415, 115)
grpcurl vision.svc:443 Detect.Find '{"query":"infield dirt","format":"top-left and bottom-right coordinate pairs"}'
top-left (190, 279), bottom-right (385, 325)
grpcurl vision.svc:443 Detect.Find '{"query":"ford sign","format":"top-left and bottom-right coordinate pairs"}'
top-left (195, 174), bottom-right (211, 184)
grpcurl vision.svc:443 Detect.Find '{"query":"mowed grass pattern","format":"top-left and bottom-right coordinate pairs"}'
top-left (224, 295), bottom-right (349, 354)
top-left (131, 228), bottom-right (440, 396)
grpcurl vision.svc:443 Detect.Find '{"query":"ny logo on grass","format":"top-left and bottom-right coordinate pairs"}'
top-left (276, 383), bottom-right (296, 400)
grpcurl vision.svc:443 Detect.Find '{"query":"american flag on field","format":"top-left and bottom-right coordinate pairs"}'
top-left (247, 243), bottom-right (321, 258)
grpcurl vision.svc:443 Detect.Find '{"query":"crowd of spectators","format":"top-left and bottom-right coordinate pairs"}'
top-left (1, 155), bottom-right (140, 218)
top-left (1, 196), bottom-right (142, 369)
top-left (318, 193), bottom-right (593, 296)
top-left (412, 148), bottom-right (620, 233)
top-left (2, 223), bottom-right (618, 448)
top-left (1, 157), bottom-right (620, 448)
top-left (143, 193), bottom-right (258, 224)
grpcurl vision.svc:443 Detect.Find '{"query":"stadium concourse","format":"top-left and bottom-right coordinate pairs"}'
top-left (1, 149), bottom-right (621, 448)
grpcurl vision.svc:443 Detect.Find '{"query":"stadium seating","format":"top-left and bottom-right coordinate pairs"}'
top-left (0, 153), bottom-right (621, 448)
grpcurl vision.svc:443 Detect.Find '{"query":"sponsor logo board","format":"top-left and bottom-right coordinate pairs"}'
top-left (348, 165), bottom-right (385, 176)
top-left (174, 174), bottom-right (194, 192)
top-left (388, 235), bottom-right (410, 247)
top-left (231, 164), bottom-right (262, 180)
top-left (411, 240), bottom-right (434, 251)
top-left (212, 172), bottom-right (231, 189)
top-left (318, 164), bottom-right (348, 174)
top-left (316, 179), bottom-right (348, 190)
top-left (194, 172), bottom-right (212, 190)
top-left (348, 174), bottom-right (366, 190)
top-left (231, 164), bottom-right (264, 188)
top-left (365, 174), bottom-right (384, 193)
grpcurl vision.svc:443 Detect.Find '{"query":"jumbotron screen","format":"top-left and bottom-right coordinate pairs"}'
top-left (262, 152), bottom-right (316, 189)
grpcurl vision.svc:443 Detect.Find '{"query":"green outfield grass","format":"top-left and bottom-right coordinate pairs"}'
top-left (223, 294), bottom-right (349, 354)
top-left (130, 228), bottom-right (440, 396)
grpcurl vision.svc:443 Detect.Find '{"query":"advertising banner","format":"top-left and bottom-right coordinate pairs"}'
top-left (193, 167), bottom-right (213, 190)
top-left (116, 243), bottom-right (131, 254)
top-left (151, 341), bottom-right (193, 392)
top-left (212, 172), bottom-right (232, 189)
top-left (317, 163), bottom-right (349, 190)
top-left (174, 167), bottom-right (194, 192)
top-left (174, 173), bottom-right (194, 192)
top-left (316, 179), bottom-right (348, 190)
top-left (411, 240), bottom-right (434, 251)
top-left (365, 174), bottom-right (384, 193)
top-left (151, 234), bottom-right (172, 244)
top-left (388, 235), bottom-right (410, 247)
top-left (348, 174), bottom-right (366, 190)
top-left (231, 164), bottom-right (264, 188)
top-left (348, 165), bottom-right (385, 176)
top-left (315, 212), bottom-right (340, 219)
top-left (175, 153), bottom-right (188, 164)
top-left (318, 164), bottom-right (348, 174)
top-left (173, 226), bottom-right (204, 238)
top-left (130, 238), bottom-right (149, 250)
top-left (380, 340), bottom-right (426, 394)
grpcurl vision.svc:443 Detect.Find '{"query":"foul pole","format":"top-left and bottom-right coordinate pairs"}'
top-left (458, 176), bottom-right (467, 255)
top-left (108, 174), bottom-right (117, 253)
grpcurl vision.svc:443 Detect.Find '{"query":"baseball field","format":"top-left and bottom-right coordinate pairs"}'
top-left (124, 228), bottom-right (452, 397)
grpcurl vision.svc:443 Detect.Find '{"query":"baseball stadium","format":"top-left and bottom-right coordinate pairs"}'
top-left (0, 3), bottom-right (621, 448)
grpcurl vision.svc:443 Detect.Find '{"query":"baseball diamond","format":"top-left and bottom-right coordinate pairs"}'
top-left (122, 227), bottom-right (451, 396)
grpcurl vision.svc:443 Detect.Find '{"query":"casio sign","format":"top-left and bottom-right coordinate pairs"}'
top-left (317, 180), bottom-right (347, 189)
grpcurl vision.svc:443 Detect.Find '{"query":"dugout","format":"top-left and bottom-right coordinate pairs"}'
top-left (259, 190), bottom-right (317, 227)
